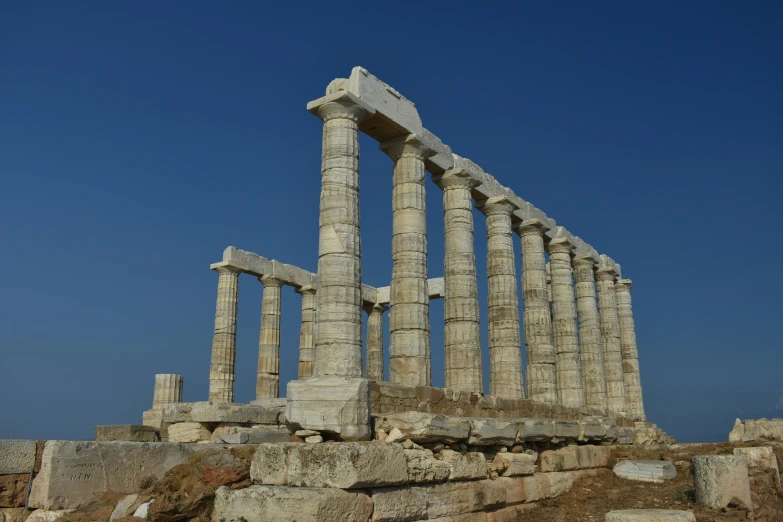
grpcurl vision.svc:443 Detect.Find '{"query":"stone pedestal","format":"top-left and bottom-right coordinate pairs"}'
top-left (615, 279), bottom-right (645, 420)
top-left (257, 275), bottom-right (283, 399)
top-left (381, 134), bottom-right (434, 386)
top-left (596, 267), bottom-right (627, 414)
top-left (296, 285), bottom-right (317, 379)
top-left (284, 377), bottom-right (371, 441)
top-left (573, 254), bottom-right (608, 411)
top-left (208, 265), bottom-right (241, 403)
top-left (692, 455), bottom-right (752, 510)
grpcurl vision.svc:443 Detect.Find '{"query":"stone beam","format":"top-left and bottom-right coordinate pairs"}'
top-left (374, 277), bottom-right (444, 305)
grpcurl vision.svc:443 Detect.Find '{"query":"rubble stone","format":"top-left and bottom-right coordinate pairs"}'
top-left (404, 449), bottom-right (450, 483)
top-left (492, 452), bottom-right (536, 477)
top-left (375, 412), bottom-right (470, 443)
top-left (439, 450), bottom-right (487, 480)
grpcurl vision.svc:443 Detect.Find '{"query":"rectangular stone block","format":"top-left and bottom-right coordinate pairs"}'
top-left (375, 412), bottom-right (470, 443)
top-left (539, 445), bottom-right (612, 472)
top-left (468, 419), bottom-right (518, 446)
top-left (285, 377), bottom-right (371, 441)
top-left (439, 450), bottom-right (487, 481)
top-left (214, 484), bottom-right (373, 522)
top-left (371, 486), bottom-right (428, 522)
top-left (692, 455), bottom-right (752, 510)
top-left (493, 452), bottom-right (536, 477)
top-left (404, 449), bottom-right (450, 483)
top-left (167, 422), bottom-right (212, 443)
top-left (517, 419), bottom-right (554, 441)
top-left (0, 440), bottom-right (37, 474)
top-left (162, 402), bottom-right (281, 425)
top-left (94, 425), bottom-right (159, 442)
top-left (250, 442), bottom-right (408, 489)
top-left (613, 460), bottom-right (677, 483)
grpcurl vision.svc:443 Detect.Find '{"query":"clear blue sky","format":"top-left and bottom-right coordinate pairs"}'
top-left (1, 2), bottom-right (781, 443)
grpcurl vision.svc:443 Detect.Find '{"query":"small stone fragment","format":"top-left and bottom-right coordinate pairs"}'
top-left (386, 428), bottom-right (405, 443)
top-left (305, 435), bottom-right (323, 443)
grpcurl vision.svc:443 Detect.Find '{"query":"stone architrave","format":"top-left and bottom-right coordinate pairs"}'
top-left (547, 237), bottom-right (585, 408)
top-left (478, 196), bottom-right (524, 399)
top-left (256, 275), bottom-right (283, 399)
top-left (516, 218), bottom-right (557, 403)
top-left (573, 254), bottom-right (608, 411)
top-left (596, 266), bottom-right (627, 414)
top-left (615, 279), bottom-right (646, 420)
top-left (296, 285), bottom-right (317, 379)
top-left (208, 265), bottom-right (242, 403)
top-left (433, 169), bottom-right (482, 393)
top-left (380, 134), bottom-right (435, 386)
top-left (365, 303), bottom-right (387, 382)
top-left (152, 374), bottom-right (182, 409)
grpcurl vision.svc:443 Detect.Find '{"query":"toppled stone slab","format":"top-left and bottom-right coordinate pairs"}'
top-left (605, 509), bottom-right (696, 521)
top-left (692, 455), bottom-right (752, 510)
top-left (95, 424), bottom-right (159, 442)
top-left (613, 460), bottom-right (677, 483)
top-left (403, 449), bottom-right (450, 483)
top-left (0, 440), bottom-right (37, 474)
top-left (285, 377), bottom-right (371, 441)
top-left (163, 402), bottom-right (281, 425)
top-left (375, 412), bottom-right (470, 443)
top-left (250, 442), bottom-right (408, 488)
top-left (438, 450), bottom-right (487, 481)
top-left (539, 445), bottom-right (612, 472)
top-left (167, 422), bottom-right (212, 443)
top-left (214, 484), bottom-right (373, 522)
top-left (468, 418), bottom-right (518, 446)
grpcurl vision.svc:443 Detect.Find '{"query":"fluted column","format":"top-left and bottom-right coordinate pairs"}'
top-left (380, 134), bottom-right (434, 386)
top-left (516, 219), bottom-right (557, 403)
top-left (547, 238), bottom-right (585, 407)
top-left (296, 285), bottom-right (317, 379)
top-left (208, 265), bottom-right (241, 403)
top-left (596, 267), bottom-right (627, 414)
top-left (616, 279), bottom-right (646, 420)
top-left (479, 196), bottom-right (524, 399)
top-left (152, 374), bottom-right (183, 409)
top-left (433, 169), bottom-right (482, 393)
top-left (257, 275), bottom-right (283, 399)
top-left (573, 254), bottom-right (608, 411)
top-left (365, 303), bottom-right (387, 382)
top-left (313, 98), bottom-right (370, 377)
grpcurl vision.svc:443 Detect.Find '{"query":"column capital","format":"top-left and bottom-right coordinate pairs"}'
top-left (595, 267), bottom-right (620, 281)
top-left (573, 253), bottom-right (599, 268)
top-left (307, 91), bottom-right (375, 123)
top-left (515, 218), bottom-right (551, 237)
top-left (295, 284), bottom-right (317, 296)
top-left (546, 236), bottom-right (575, 255)
top-left (432, 168), bottom-right (482, 191)
top-left (615, 279), bottom-right (633, 291)
top-left (379, 133), bottom-right (435, 162)
top-left (211, 263), bottom-right (243, 277)
top-left (363, 301), bottom-right (389, 314)
top-left (259, 275), bottom-right (284, 288)
top-left (476, 195), bottom-right (519, 216)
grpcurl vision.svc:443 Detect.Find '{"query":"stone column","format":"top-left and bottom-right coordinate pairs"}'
top-left (296, 285), bottom-right (317, 379)
top-left (152, 374), bottom-right (183, 409)
top-left (573, 254), bottom-right (608, 411)
top-left (380, 134), bottom-right (434, 386)
top-left (615, 279), bottom-right (646, 420)
top-left (479, 196), bottom-right (524, 399)
top-left (365, 303), bottom-right (387, 382)
top-left (312, 98), bottom-right (370, 378)
top-left (596, 266), bottom-right (627, 414)
top-left (547, 238), bottom-right (585, 408)
top-left (516, 219), bottom-right (557, 403)
top-left (256, 275), bottom-right (283, 399)
top-left (208, 265), bottom-right (241, 403)
top-left (433, 169), bottom-right (482, 393)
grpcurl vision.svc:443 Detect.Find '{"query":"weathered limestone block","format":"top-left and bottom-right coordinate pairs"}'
top-left (163, 401), bottom-right (281, 425)
top-left (733, 446), bottom-right (780, 486)
top-left (24, 510), bottom-right (74, 522)
top-left (613, 460), bottom-right (677, 483)
top-left (95, 425), bottom-right (159, 442)
top-left (167, 422), bottom-right (212, 443)
top-left (371, 486), bottom-right (428, 522)
top-left (208, 265), bottom-right (241, 403)
top-left (692, 455), bottom-right (752, 509)
top-left (404, 449), bottom-right (450, 483)
top-left (617, 427), bottom-right (635, 445)
top-left (539, 445), bottom-right (612, 472)
top-left (522, 469), bottom-right (608, 503)
top-left (517, 419), bottom-right (554, 442)
top-left (426, 480), bottom-right (505, 519)
top-left (553, 420), bottom-right (580, 442)
top-left (214, 484), bottom-right (373, 522)
top-left (579, 417), bottom-right (607, 442)
top-left (213, 426), bottom-right (291, 444)
top-left (729, 418), bottom-right (783, 442)
top-left (439, 450), bottom-right (488, 481)
top-left (285, 376), bottom-right (371, 441)
top-left (0, 474), bottom-right (29, 507)
top-left (605, 510), bottom-right (696, 522)
top-left (0, 508), bottom-right (30, 522)
top-left (256, 275), bottom-right (283, 399)
top-left (375, 412), bottom-right (470, 443)
top-left (493, 452), bottom-right (536, 477)
top-left (296, 285), bottom-right (317, 379)
top-left (29, 441), bottom-right (221, 510)
top-left (0, 440), bottom-right (37, 474)
top-left (250, 442), bottom-right (408, 488)
top-left (468, 418), bottom-right (518, 446)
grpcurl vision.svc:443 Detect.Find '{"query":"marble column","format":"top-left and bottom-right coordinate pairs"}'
top-left (208, 265), bottom-right (241, 403)
top-left (256, 275), bottom-right (283, 399)
top-left (573, 254), bottom-right (608, 411)
top-left (152, 374), bottom-right (183, 409)
top-left (615, 279), bottom-right (646, 420)
top-left (479, 196), bottom-right (524, 399)
top-left (380, 134), bottom-right (434, 386)
top-left (547, 238), bottom-right (585, 407)
top-left (365, 303), bottom-right (387, 382)
top-left (596, 266), bottom-right (627, 414)
top-left (516, 218), bottom-right (557, 403)
top-left (433, 169), bottom-right (482, 393)
top-left (313, 98), bottom-right (370, 377)
top-left (296, 285), bottom-right (317, 379)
